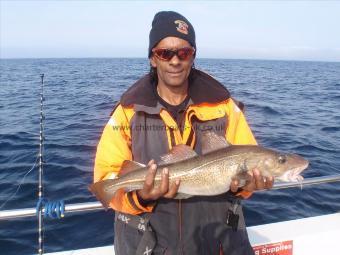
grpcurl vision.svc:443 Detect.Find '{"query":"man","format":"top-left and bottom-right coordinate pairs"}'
top-left (94, 11), bottom-right (273, 255)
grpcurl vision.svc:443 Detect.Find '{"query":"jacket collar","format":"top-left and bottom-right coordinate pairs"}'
top-left (120, 69), bottom-right (230, 109)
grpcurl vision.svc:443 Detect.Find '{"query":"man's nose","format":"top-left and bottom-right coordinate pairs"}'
top-left (169, 54), bottom-right (181, 65)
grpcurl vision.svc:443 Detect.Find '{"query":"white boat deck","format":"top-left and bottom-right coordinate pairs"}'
top-left (46, 212), bottom-right (340, 255)
top-left (247, 212), bottom-right (340, 254)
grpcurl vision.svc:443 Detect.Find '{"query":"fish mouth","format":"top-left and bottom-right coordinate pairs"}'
top-left (277, 162), bottom-right (309, 182)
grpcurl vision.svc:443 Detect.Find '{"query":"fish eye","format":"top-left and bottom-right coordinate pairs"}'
top-left (278, 155), bottom-right (287, 164)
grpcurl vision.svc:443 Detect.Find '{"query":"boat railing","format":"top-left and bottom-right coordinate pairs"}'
top-left (1, 174), bottom-right (340, 220)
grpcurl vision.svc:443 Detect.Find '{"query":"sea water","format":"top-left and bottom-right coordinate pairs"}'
top-left (0, 58), bottom-right (339, 254)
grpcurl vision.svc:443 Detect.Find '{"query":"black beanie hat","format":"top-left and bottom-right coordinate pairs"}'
top-left (148, 11), bottom-right (196, 58)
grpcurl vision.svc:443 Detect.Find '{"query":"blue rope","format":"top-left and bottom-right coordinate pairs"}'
top-left (36, 198), bottom-right (65, 219)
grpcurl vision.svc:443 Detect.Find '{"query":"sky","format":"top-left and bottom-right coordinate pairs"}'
top-left (1, 1), bottom-right (340, 62)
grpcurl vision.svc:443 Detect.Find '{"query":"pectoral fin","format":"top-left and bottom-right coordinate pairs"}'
top-left (234, 171), bottom-right (252, 188)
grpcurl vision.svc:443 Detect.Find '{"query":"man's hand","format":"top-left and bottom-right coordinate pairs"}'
top-left (137, 159), bottom-right (180, 201)
top-left (230, 168), bottom-right (274, 193)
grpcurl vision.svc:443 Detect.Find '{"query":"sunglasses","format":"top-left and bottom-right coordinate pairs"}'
top-left (152, 47), bottom-right (195, 61)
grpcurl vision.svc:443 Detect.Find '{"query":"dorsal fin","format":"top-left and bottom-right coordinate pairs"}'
top-left (118, 160), bottom-right (146, 176)
top-left (159, 144), bottom-right (198, 165)
top-left (201, 131), bottom-right (229, 155)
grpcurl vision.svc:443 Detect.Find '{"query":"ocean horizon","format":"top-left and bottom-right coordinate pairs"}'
top-left (1, 57), bottom-right (340, 63)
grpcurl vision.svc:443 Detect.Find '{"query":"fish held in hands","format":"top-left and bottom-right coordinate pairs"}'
top-left (89, 132), bottom-right (309, 209)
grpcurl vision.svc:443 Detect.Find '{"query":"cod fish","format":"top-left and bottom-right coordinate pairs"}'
top-left (89, 132), bottom-right (309, 209)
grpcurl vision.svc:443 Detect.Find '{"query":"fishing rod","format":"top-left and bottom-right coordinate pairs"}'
top-left (271, 174), bottom-right (340, 190)
top-left (0, 174), bottom-right (340, 220)
top-left (36, 74), bottom-right (65, 254)
top-left (38, 74), bottom-right (45, 255)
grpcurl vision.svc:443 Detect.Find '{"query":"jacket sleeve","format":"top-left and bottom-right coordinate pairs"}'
top-left (225, 98), bottom-right (257, 199)
top-left (94, 104), bottom-right (154, 215)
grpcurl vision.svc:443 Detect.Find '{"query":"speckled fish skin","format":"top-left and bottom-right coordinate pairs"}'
top-left (89, 145), bottom-right (309, 209)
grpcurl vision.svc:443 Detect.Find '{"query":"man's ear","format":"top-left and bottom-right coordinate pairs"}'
top-left (150, 56), bottom-right (157, 68)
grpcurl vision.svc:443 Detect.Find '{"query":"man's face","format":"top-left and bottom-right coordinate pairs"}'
top-left (150, 37), bottom-right (195, 88)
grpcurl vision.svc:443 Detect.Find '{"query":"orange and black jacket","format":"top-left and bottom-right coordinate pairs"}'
top-left (94, 69), bottom-right (257, 254)
top-left (94, 69), bottom-right (257, 215)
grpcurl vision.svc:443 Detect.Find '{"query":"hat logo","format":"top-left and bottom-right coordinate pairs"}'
top-left (174, 20), bottom-right (188, 35)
